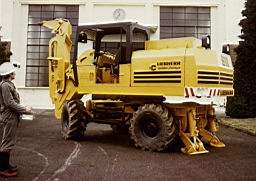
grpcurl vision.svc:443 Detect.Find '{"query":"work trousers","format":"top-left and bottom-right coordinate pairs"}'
top-left (0, 110), bottom-right (20, 151)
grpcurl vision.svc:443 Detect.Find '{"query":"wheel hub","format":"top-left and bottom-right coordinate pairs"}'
top-left (141, 117), bottom-right (159, 138)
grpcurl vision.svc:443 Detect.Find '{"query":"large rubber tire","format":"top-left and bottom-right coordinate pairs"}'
top-left (61, 100), bottom-right (87, 140)
top-left (129, 104), bottom-right (178, 151)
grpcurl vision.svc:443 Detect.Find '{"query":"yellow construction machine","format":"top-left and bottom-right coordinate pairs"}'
top-left (42, 18), bottom-right (234, 155)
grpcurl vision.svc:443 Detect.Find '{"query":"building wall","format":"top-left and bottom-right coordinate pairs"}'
top-left (0, 0), bottom-right (13, 41)
top-left (0, 0), bottom-right (245, 108)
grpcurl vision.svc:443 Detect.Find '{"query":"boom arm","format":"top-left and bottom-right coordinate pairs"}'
top-left (42, 18), bottom-right (72, 37)
top-left (42, 18), bottom-right (72, 63)
top-left (42, 18), bottom-right (80, 118)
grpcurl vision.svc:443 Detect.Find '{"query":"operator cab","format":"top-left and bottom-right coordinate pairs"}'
top-left (73, 22), bottom-right (150, 84)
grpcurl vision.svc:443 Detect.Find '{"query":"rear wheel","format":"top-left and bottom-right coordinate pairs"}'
top-left (61, 100), bottom-right (87, 139)
top-left (129, 104), bottom-right (178, 151)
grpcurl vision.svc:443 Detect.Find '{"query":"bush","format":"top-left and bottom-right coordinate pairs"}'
top-left (0, 42), bottom-right (12, 65)
top-left (226, 0), bottom-right (256, 118)
top-left (226, 96), bottom-right (256, 118)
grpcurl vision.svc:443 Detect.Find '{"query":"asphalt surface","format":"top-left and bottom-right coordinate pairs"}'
top-left (0, 107), bottom-right (256, 181)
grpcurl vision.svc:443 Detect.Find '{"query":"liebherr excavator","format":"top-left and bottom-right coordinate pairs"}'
top-left (42, 18), bottom-right (234, 155)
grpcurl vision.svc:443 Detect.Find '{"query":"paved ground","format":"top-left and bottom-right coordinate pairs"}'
top-left (0, 106), bottom-right (256, 181)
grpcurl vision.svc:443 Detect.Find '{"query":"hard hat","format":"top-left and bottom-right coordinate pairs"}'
top-left (0, 62), bottom-right (17, 76)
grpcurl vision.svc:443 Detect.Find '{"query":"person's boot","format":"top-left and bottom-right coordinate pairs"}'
top-left (0, 151), bottom-right (18, 177)
top-left (7, 150), bottom-right (18, 172)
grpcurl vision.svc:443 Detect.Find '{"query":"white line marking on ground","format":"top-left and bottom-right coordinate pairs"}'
top-left (95, 130), bottom-right (103, 136)
top-left (97, 146), bottom-right (110, 180)
top-left (110, 153), bottom-right (118, 180)
top-left (16, 146), bottom-right (49, 181)
top-left (46, 142), bottom-right (81, 181)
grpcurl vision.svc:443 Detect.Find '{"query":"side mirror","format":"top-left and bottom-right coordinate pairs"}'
top-left (222, 44), bottom-right (230, 54)
top-left (202, 35), bottom-right (211, 49)
top-left (78, 32), bottom-right (87, 43)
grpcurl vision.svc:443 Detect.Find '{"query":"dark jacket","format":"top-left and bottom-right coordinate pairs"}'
top-left (0, 80), bottom-right (26, 114)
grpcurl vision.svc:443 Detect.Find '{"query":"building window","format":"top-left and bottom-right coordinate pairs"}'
top-left (26, 5), bottom-right (79, 87)
top-left (160, 7), bottom-right (210, 39)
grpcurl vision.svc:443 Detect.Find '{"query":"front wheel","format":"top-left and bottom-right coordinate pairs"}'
top-left (61, 100), bottom-right (87, 140)
top-left (129, 104), bottom-right (178, 151)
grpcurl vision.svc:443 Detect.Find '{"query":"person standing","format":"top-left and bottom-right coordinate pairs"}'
top-left (0, 62), bottom-right (32, 177)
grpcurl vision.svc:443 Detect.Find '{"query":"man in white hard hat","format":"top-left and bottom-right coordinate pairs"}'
top-left (0, 62), bottom-right (32, 177)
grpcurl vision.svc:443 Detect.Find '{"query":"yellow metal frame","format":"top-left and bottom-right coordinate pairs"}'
top-left (166, 104), bottom-right (225, 155)
top-left (42, 19), bottom-right (232, 155)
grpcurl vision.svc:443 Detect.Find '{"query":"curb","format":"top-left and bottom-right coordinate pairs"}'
top-left (218, 120), bottom-right (256, 136)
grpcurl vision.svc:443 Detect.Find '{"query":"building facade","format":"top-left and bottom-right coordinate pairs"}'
top-left (0, 0), bottom-right (244, 108)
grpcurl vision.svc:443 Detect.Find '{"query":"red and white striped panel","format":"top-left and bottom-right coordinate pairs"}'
top-left (208, 88), bottom-right (220, 96)
top-left (184, 88), bottom-right (196, 97)
top-left (184, 88), bottom-right (220, 97)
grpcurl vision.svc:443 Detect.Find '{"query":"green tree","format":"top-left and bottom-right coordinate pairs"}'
top-left (226, 0), bottom-right (256, 118)
top-left (0, 42), bottom-right (12, 65)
